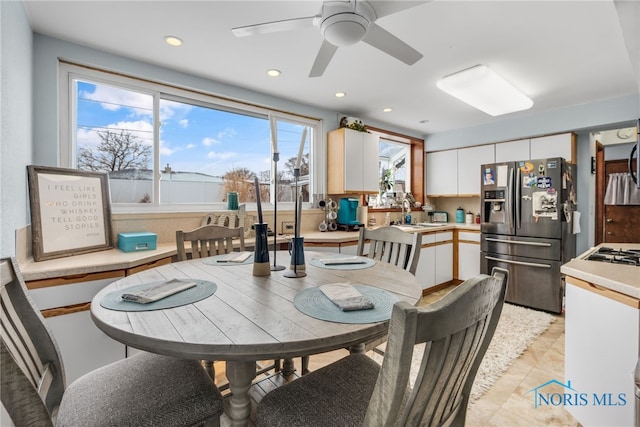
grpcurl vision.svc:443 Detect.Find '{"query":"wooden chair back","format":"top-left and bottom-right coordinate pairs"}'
top-left (176, 224), bottom-right (245, 261)
top-left (363, 267), bottom-right (508, 427)
top-left (1, 258), bottom-right (65, 426)
top-left (356, 226), bottom-right (421, 275)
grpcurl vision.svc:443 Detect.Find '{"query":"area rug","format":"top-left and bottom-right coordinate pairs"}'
top-left (368, 303), bottom-right (556, 404)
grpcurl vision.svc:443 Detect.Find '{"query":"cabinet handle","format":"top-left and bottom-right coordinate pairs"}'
top-left (607, 232), bottom-right (613, 236)
top-left (606, 218), bottom-right (613, 223)
top-left (484, 255), bottom-right (551, 269)
top-left (485, 237), bottom-right (551, 247)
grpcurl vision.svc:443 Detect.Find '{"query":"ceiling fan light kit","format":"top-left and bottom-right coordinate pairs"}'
top-left (231, 0), bottom-right (424, 78)
top-left (437, 65), bottom-right (534, 116)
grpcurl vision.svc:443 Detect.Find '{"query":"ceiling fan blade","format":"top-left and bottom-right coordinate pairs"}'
top-left (309, 40), bottom-right (339, 78)
top-left (232, 16), bottom-right (316, 37)
top-left (367, 0), bottom-right (430, 19)
top-left (363, 23), bottom-right (423, 65)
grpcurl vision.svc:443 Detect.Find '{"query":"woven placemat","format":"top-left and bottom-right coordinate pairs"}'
top-left (100, 279), bottom-right (216, 312)
top-left (294, 285), bottom-right (398, 324)
top-left (309, 255), bottom-right (375, 270)
top-left (202, 252), bottom-right (254, 266)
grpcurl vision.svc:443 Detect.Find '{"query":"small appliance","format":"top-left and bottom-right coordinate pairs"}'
top-left (337, 198), bottom-right (359, 225)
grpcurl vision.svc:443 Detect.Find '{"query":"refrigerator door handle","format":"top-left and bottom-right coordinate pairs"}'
top-left (485, 237), bottom-right (552, 247)
top-left (485, 255), bottom-right (552, 269)
top-left (515, 165), bottom-right (521, 230)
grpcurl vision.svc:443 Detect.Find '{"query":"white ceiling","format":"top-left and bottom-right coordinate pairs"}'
top-left (23, 0), bottom-right (640, 135)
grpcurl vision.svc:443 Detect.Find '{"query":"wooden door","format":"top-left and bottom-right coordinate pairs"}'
top-left (601, 160), bottom-right (640, 243)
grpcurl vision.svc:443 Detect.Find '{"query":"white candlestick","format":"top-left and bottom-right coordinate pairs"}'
top-left (270, 118), bottom-right (278, 153)
top-left (295, 128), bottom-right (307, 170)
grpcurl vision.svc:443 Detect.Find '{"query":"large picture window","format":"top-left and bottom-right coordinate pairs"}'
top-left (61, 63), bottom-right (318, 211)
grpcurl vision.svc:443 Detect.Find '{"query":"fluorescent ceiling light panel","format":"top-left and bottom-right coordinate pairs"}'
top-left (436, 65), bottom-right (533, 116)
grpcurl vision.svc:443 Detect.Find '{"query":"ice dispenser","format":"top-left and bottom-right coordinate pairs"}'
top-left (483, 190), bottom-right (506, 225)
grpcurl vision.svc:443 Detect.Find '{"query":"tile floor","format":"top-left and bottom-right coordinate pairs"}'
top-left (218, 288), bottom-right (580, 426)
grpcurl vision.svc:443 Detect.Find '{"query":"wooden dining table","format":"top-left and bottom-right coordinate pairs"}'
top-left (91, 250), bottom-right (422, 426)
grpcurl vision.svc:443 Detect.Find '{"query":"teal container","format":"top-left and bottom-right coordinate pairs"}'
top-left (455, 207), bottom-right (465, 224)
top-left (227, 192), bottom-right (239, 210)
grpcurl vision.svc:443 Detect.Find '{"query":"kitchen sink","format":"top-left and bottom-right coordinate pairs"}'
top-left (393, 223), bottom-right (446, 230)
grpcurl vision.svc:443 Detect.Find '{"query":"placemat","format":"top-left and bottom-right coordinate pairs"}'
top-left (100, 279), bottom-right (217, 312)
top-left (202, 252), bottom-right (254, 266)
top-left (294, 285), bottom-right (398, 324)
top-left (309, 255), bottom-right (375, 270)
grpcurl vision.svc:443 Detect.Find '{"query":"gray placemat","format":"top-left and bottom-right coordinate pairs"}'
top-left (309, 255), bottom-right (375, 270)
top-left (202, 252), bottom-right (254, 266)
top-left (100, 279), bottom-right (217, 312)
top-left (294, 285), bottom-right (398, 324)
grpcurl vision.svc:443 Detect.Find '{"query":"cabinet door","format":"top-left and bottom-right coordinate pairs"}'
top-left (361, 132), bottom-right (380, 193)
top-left (457, 145), bottom-right (495, 195)
top-left (458, 242), bottom-right (480, 281)
top-left (530, 133), bottom-right (575, 162)
top-left (426, 150), bottom-right (458, 196)
top-left (415, 245), bottom-right (436, 290)
top-left (344, 131), bottom-right (365, 192)
top-left (435, 243), bottom-right (453, 285)
top-left (495, 139), bottom-right (530, 162)
top-left (45, 310), bottom-right (126, 383)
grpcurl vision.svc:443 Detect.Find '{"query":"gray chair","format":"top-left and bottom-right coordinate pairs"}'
top-left (176, 224), bottom-right (245, 261)
top-left (256, 267), bottom-right (508, 427)
top-left (357, 226), bottom-right (422, 275)
top-left (0, 257), bottom-right (223, 427)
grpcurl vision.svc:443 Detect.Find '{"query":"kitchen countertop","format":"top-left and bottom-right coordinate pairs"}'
top-left (561, 243), bottom-right (640, 299)
top-left (18, 223), bottom-right (480, 281)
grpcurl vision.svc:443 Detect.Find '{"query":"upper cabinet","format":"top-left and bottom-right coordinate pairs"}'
top-left (530, 133), bottom-right (576, 162)
top-left (426, 145), bottom-right (494, 197)
top-left (426, 149), bottom-right (458, 196)
top-left (495, 138), bottom-right (530, 163)
top-left (327, 128), bottom-right (380, 194)
top-left (457, 145), bottom-right (495, 196)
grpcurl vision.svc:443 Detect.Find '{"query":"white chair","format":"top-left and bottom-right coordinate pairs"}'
top-left (256, 267), bottom-right (508, 427)
top-left (0, 257), bottom-right (223, 427)
top-left (176, 224), bottom-right (245, 261)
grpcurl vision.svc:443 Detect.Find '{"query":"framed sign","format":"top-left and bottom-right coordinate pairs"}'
top-left (27, 165), bottom-right (113, 261)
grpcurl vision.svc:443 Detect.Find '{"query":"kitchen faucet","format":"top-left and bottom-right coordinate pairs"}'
top-left (401, 195), bottom-right (411, 224)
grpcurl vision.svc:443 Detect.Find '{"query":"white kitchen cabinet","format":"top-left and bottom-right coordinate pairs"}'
top-left (530, 133), bottom-right (575, 162)
top-left (564, 277), bottom-right (639, 426)
top-left (457, 144), bottom-right (495, 195)
top-left (327, 127), bottom-right (379, 194)
top-left (495, 138), bottom-right (530, 162)
top-left (457, 230), bottom-right (481, 281)
top-left (415, 231), bottom-right (453, 289)
top-left (426, 149), bottom-right (458, 196)
top-left (435, 231), bottom-right (454, 285)
top-left (415, 233), bottom-right (436, 290)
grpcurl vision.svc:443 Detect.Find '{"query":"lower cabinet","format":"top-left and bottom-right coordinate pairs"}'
top-left (416, 231), bottom-right (453, 290)
top-left (457, 230), bottom-right (481, 281)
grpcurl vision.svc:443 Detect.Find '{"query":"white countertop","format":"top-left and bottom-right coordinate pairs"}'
top-left (561, 244), bottom-right (640, 299)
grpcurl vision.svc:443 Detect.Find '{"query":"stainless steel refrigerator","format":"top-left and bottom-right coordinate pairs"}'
top-left (480, 157), bottom-right (577, 313)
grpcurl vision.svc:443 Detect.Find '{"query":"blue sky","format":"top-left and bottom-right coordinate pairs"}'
top-left (75, 80), bottom-right (307, 179)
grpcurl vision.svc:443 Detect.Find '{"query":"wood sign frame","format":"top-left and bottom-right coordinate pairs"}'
top-left (27, 165), bottom-right (113, 261)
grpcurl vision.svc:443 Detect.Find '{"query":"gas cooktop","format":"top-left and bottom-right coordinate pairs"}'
top-left (585, 247), bottom-right (640, 266)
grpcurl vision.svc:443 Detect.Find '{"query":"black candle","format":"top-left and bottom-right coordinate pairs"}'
top-left (254, 176), bottom-right (263, 224)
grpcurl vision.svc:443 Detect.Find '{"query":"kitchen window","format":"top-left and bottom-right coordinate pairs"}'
top-left (59, 63), bottom-right (318, 211)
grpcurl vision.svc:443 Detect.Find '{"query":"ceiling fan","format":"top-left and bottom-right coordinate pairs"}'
top-left (231, 1), bottom-right (426, 77)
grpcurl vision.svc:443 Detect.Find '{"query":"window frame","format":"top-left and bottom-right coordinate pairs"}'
top-left (59, 62), bottom-right (322, 213)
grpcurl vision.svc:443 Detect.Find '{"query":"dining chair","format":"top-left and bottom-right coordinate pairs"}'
top-left (256, 267), bottom-right (509, 427)
top-left (0, 257), bottom-right (223, 427)
top-left (356, 226), bottom-right (422, 275)
top-left (176, 224), bottom-right (245, 261)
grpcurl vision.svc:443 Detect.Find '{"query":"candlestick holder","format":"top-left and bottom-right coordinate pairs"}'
top-left (284, 167), bottom-right (306, 278)
top-left (271, 152), bottom-right (285, 271)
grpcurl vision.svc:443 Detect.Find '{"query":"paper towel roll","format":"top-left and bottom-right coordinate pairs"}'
top-left (358, 206), bottom-right (368, 226)
top-left (572, 211), bottom-right (581, 234)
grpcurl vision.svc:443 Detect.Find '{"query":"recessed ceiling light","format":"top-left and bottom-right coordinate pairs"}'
top-left (383, 108), bottom-right (392, 113)
top-left (436, 65), bottom-right (533, 116)
top-left (334, 92), bottom-right (346, 98)
top-left (164, 36), bottom-right (183, 47)
top-left (267, 69), bottom-right (281, 77)
top-left (419, 119), bottom-right (429, 124)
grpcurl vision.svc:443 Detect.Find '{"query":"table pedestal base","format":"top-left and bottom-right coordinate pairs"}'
top-left (225, 361), bottom-right (256, 426)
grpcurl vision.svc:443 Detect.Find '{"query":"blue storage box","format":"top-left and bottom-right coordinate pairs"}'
top-left (118, 232), bottom-right (157, 252)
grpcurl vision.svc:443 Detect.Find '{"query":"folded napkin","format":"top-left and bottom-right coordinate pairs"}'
top-left (216, 251), bottom-right (252, 263)
top-left (319, 256), bottom-right (367, 266)
top-left (121, 279), bottom-right (197, 304)
top-left (319, 283), bottom-right (375, 311)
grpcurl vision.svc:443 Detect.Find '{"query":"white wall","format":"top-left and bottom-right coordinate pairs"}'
top-left (1, 1), bottom-right (33, 258)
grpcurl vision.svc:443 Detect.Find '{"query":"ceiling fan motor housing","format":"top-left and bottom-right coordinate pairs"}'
top-left (320, 1), bottom-right (375, 46)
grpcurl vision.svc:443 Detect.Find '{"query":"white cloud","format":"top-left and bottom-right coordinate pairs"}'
top-left (202, 137), bottom-right (220, 146)
top-left (179, 119), bottom-right (189, 128)
top-left (81, 85), bottom-right (152, 116)
top-left (207, 151), bottom-right (236, 160)
top-left (218, 127), bottom-right (237, 139)
top-left (77, 120), bottom-right (153, 148)
top-left (186, 143), bottom-right (195, 149)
